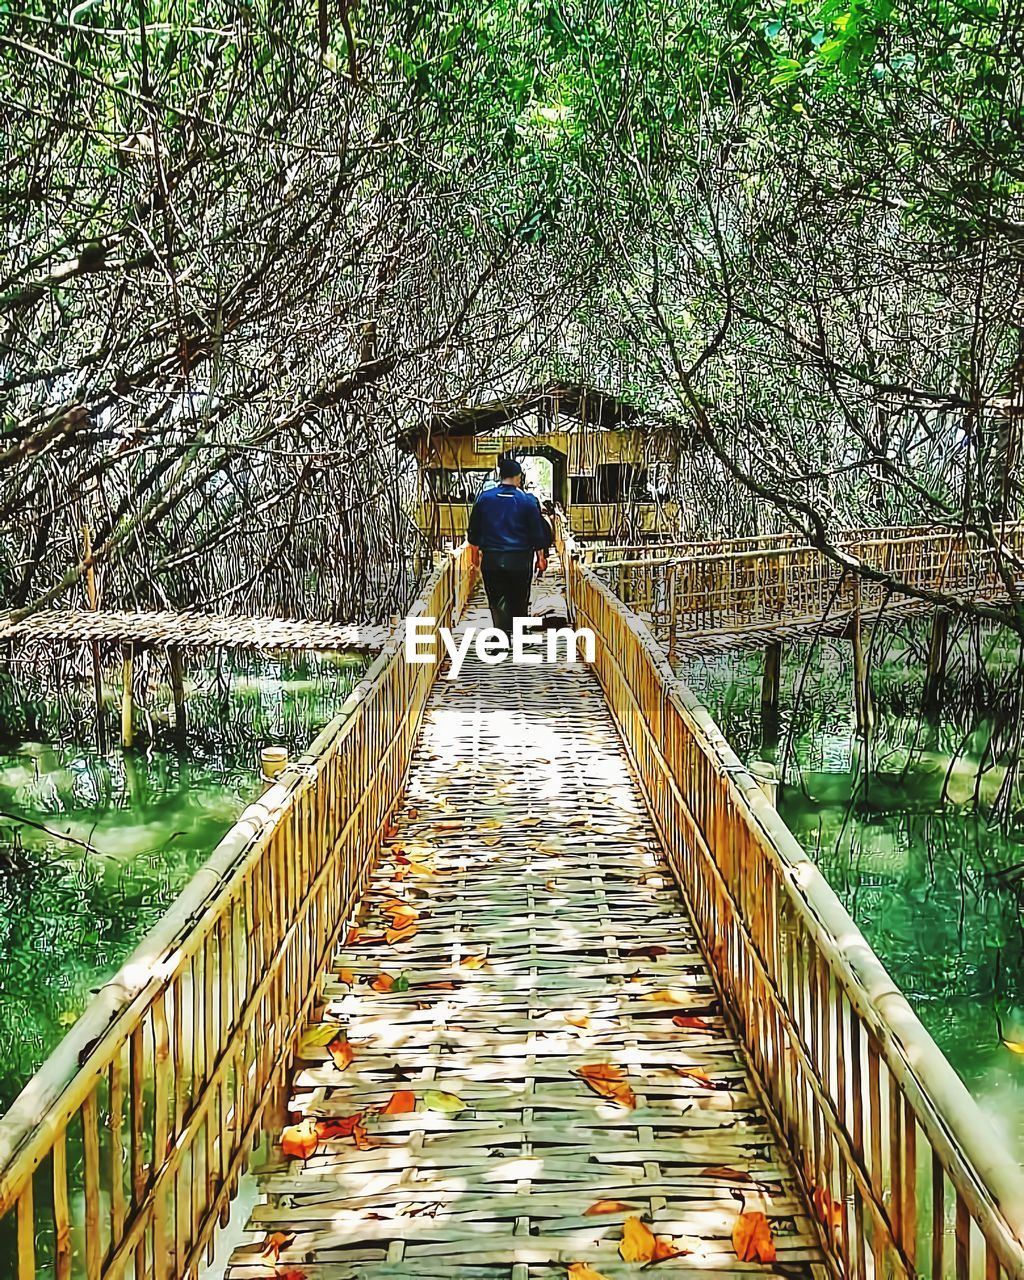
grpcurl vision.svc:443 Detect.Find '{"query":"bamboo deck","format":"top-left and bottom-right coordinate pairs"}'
top-left (0, 607), bottom-right (389, 652)
top-left (224, 588), bottom-right (825, 1280)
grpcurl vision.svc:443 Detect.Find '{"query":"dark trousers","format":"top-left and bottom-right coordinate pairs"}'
top-left (480, 550), bottom-right (533, 636)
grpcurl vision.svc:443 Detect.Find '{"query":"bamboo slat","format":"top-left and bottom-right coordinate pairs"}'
top-left (564, 524), bottom-right (1024, 1280)
top-left (225, 583), bottom-right (825, 1280)
top-left (0, 547), bottom-right (477, 1279)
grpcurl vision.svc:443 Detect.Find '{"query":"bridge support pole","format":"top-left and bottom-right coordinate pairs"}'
top-left (760, 641), bottom-right (782, 748)
top-left (168, 646), bottom-right (187, 739)
top-left (121, 642), bottom-right (134, 749)
top-left (923, 609), bottom-right (949, 724)
top-left (851, 579), bottom-right (874, 740)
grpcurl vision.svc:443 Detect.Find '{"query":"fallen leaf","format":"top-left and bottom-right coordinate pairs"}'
top-left (383, 1089), bottom-right (416, 1115)
top-left (299, 1022), bottom-right (346, 1052)
top-left (575, 1063), bottom-right (636, 1109)
top-left (642, 988), bottom-right (687, 1004)
top-left (459, 953), bottom-right (489, 969)
top-left (544, 879), bottom-right (559, 891)
top-left (393, 868), bottom-right (407, 882)
top-left (422, 980), bottom-right (457, 990)
top-left (383, 821), bottom-right (400, 840)
top-left (371, 973), bottom-right (396, 993)
top-left (386, 923), bottom-right (418, 946)
top-left (433, 821), bottom-right (463, 831)
top-left (407, 808), bottom-right (419, 819)
top-left (584, 1199), bottom-right (637, 1216)
top-left (1003, 1038), bottom-right (1024, 1054)
top-left (673, 1015), bottom-right (714, 1030)
top-left (703, 1165), bottom-right (753, 1183)
top-left (409, 861), bottom-right (440, 876)
top-left (260, 1230), bottom-right (296, 1260)
top-left (336, 967), bottom-right (356, 985)
top-left (280, 1119), bottom-right (318, 1160)
top-left (278, 1271), bottom-right (307, 1280)
top-left (732, 1211), bottom-right (776, 1264)
top-left (327, 1037), bottom-right (354, 1071)
top-left (564, 1014), bottom-right (590, 1029)
top-left (424, 1089), bottom-right (466, 1114)
top-left (619, 1216), bottom-right (656, 1263)
top-left (672, 1066), bottom-right (713, 1087)
top-left (345, 926), bottom-right (361, 946)
top-left (315, 1114), bottom-right (364, 1140)
top-left (625, 944), bottom-right (668, 960)
top-left (567, 1265), bottom-right (612, 1280)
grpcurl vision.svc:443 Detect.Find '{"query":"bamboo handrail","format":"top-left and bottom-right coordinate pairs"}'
top-left (0, 544), bottom-right (477, 1280)
top-left (559, 520), bottom-right (1024, 1280)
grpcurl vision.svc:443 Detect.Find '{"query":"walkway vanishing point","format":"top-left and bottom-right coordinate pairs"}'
top-left (1, 526), bottom-right (1024, 1280)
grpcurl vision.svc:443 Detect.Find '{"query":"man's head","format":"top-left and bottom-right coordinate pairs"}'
top-left (497, 457), bottom-right (524, 486)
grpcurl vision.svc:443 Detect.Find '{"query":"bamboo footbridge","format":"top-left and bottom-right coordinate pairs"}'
top-left (2, 524), bottom-right (1024, 1280)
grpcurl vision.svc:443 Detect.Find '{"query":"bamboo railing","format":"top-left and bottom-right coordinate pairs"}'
top-left (562, 527), bottom-right (1024, 1280)
top-left (0, 545), bottom-right (476, 1280)
top-left (588, 523), bottom-right (1024, 642)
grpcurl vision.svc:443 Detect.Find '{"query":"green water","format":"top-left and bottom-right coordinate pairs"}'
top-left (681, 623), bottom-right (1024, 1161)
top-left (0, 652), bottom-right (363, 1113)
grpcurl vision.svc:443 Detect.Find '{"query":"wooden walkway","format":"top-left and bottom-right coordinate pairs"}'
top-left (225, 592), bottom-right (824, 1279)
top-left (0, 607), bottom-right (389, 652)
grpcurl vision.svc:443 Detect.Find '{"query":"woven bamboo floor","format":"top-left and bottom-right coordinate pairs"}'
top-left (225, 587), bottom-right (825, 1280)
top-left (0, 607), bottom-right (388, 652)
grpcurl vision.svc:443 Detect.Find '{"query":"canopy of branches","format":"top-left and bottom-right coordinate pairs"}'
top-left (2, 0), bottom-right (1022, 621)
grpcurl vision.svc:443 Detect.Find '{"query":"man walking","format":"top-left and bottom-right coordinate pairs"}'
top-left (467, 457), bottom-right (551, 636)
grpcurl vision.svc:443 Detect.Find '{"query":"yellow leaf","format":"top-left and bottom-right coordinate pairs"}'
top-left (336, 967), bottom-right (356, 985)
top-left (299, 1022), bottom-right (345, 1052)
top-left (642, 988), bottom-right (686, 1003)
top-left (459, 952), bottom-right (489, 969)
top-left (564, 1013), bottom-right (589, 1029)
top-left (567, 1265), bottom-right (612, 1280)
top-left (619, 1216), bottom-right (656, 1263)
top-left (1003, 1039), bottom-right (1024, 1054)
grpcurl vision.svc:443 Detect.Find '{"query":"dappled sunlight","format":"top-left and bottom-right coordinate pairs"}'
top-left (223, 584), bottom-right (818, 1279)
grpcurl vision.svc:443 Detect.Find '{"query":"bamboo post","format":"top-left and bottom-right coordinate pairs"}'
top-left (121, 643), bottom-right (134, 749)
top-left (923, 610), bottom-right (949, 724)
top-left (82, 521), bottom-right (106, 752)
top-left (760, 641), bottom-right (782, 749)
top-left (851, 577), bottom-right (873, 741)
top-left (168, 647), bottom-right (186, 739)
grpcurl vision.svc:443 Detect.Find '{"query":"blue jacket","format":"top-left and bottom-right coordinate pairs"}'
top-left (467, 484), bottom-right (552, 553)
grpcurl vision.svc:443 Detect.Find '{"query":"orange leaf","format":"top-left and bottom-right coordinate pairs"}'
top-left (459, 953), bottom-right (489, 969)
top-left (328, 1037), bottom-right (355, 1071)
top-left (433, 821), bottom-right (462, 831)
top-left (813, 1186), bottom-right (843, 1232)
top-left (336, 967), bottom-right (356, 985)
top-left (575, 1063), bottom-right (636, 1109)
top-left (673, 1066), bottom-right (713, 1087)
top-left (703, 1165), bottom-right (753, 1183)
top-left (564, 1014), bottom-right (590, 1029)
top-left (584, 1199), bottom-right (637, 1216)
top-left (345, 926), bottom-right (361, 946)
top-left (673, 1014), bottom-right (714, 1030)
top-left (407, 807), bottom-right (419, 819)
top-left (280, 1119), bottom-right (318, 1160)
top-left (371, 974), bottom-right (396, 993)
top-left (383, 1089), bottom-right (416, 1115)
top-left (387, 908), bottom-right (419, 931)
top-left (386, 923), bottom-right (418, 946)
top-left (422, 980), bottom-right (457, 990)
top-left (260, 1230), bottom-right (296, 1260)
top-left (567, 1266), bottom-right (612, 1280)
top-left (383, 821), bottom-right (400, 840)
top-left (393, 868), bottom-right (407, 881)
top-left (315, 1114), bottom-right (364, 1140)
top-left (732, 1211), bottom-right (776, 1264)
top-left (279, 1272), bottom-right (307, 1280)
top-left (545, 879), bottom-right (559, 891)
